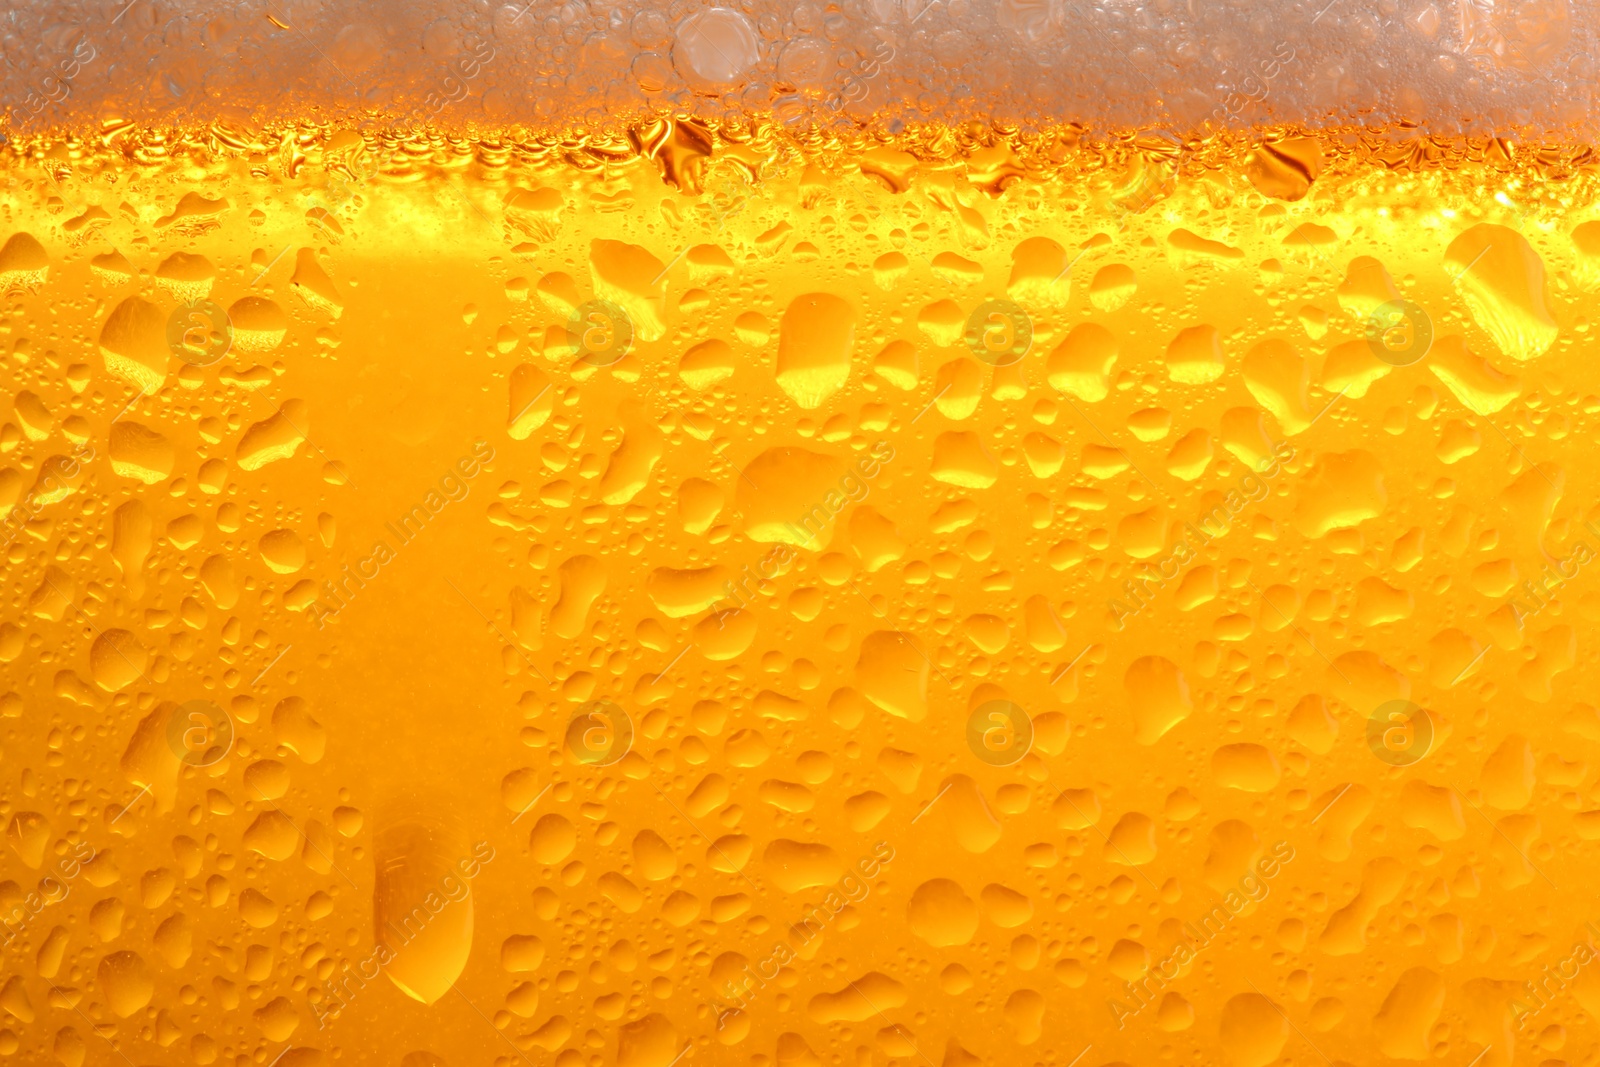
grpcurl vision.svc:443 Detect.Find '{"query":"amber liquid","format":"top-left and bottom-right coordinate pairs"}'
top-left (0, 123), bottom-right (1596, 1067)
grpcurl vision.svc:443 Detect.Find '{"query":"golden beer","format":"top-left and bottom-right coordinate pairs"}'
top-left (0, 40), bottom-right (1597, 1067)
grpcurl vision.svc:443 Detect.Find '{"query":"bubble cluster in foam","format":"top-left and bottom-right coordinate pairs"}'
top-left (1, 0), bottom-right (1593, 134)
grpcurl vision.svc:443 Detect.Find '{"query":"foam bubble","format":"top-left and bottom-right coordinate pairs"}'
top-left (0, 0), bottom-right (1592, 133)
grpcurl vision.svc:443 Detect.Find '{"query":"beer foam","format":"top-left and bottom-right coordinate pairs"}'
top-left (1, 0), bottom-right (1591, 135)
